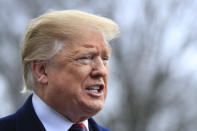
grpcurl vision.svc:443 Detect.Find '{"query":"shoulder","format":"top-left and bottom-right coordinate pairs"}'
top-left (0, 113), bottom-right (16, 130)
top-left (0, 95), bottom-right (45, 131)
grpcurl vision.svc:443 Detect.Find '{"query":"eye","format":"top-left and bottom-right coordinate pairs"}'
top-left (102, 57), bottom-right (109, 64)
top-left (77, 55), bottom-right (93, 64)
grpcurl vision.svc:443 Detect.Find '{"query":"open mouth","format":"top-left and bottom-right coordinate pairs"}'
top-left (86, 85), bottom-right (104, 96)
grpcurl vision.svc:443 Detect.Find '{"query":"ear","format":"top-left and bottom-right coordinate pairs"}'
top-left (31, 60), bottom-right (48, 84)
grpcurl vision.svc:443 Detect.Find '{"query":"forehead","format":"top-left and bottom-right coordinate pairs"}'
top-left (65, 31), bottom-right (111, 54)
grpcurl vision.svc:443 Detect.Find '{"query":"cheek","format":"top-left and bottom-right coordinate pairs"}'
top-left (67, 63), bottom-right (92, 80)
top-left (56, 64), bottom-right (92, 89)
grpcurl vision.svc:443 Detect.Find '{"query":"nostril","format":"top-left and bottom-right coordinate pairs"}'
top-left (91, 74), bottom-right (102, 79)
top-left (91, 71), bottom-right (101, 78)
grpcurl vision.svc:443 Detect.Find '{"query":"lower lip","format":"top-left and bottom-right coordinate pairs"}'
top-left (86, 89), bottom-right (104, 97)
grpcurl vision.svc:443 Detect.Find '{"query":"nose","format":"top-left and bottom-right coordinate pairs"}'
top-left (91, 57), bottom-right (108, 78)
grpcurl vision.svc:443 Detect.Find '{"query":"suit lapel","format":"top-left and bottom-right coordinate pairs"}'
top-left (88, 118), bottom-right (100, 131)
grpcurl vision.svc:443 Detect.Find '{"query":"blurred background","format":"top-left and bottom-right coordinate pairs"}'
top-left (1, 0), bottom-right (197, 131)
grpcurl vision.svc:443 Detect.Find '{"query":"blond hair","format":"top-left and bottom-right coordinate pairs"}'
top-left (21, 10), bottom-right (120, 91)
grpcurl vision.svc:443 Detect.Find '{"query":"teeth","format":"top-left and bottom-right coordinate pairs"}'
top-left (91, 86), bottom-right (100, 90)
top-left (90, 90), bottom-right (99, 93)
top-left (88, 86), bottom-right (101, 93)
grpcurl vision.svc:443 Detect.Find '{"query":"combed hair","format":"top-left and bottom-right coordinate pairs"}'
top-left (21, 10), bottom-right (120, 91)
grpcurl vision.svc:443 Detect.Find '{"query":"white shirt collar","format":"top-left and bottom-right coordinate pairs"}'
top-left (32, 93), bottom-right (89, 131)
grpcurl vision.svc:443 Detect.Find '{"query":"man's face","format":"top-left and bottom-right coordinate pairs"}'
top-left (44, 31), bottom-right (110, 122)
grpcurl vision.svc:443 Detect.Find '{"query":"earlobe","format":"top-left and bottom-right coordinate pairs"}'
top-left (31, 60), bottom-right (48, 84)
top-left (37, 75), bottom-right (48, 83)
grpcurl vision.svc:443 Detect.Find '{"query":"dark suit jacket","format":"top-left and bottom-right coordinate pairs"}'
top-left (0, 95), bottom-right (111, 131)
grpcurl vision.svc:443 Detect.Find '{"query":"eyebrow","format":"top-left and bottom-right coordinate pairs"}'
top-left (82, 44), bottom-right (111, 54)
top-left (82, 44), bottom-right (95, 48)
top-left (72, 43), bottom-right (111, 57)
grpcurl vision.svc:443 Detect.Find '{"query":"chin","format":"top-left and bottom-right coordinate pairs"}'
top-left (80, 100), bottom-right (104, 115)
top-left (68, 100), bottom-right (105, 122)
